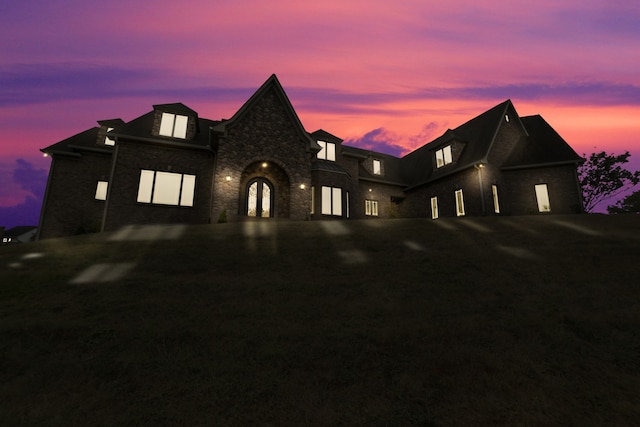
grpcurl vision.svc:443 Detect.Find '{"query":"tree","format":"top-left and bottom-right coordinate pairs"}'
top-left (578, 151), bottom-right (640, 212)
top-left (607, 190), bottom-right (640, 214)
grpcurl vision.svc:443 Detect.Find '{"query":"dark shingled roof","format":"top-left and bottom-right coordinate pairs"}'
top-left (41, 127), bottom-right (102, 156)
top-left (502, 115), bottom-right (582, 169)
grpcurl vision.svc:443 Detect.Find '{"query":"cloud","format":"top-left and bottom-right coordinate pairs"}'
top-left (344, 122), bottom-right (441, 157)
top-left (0, 159), bottom-right (48, 228)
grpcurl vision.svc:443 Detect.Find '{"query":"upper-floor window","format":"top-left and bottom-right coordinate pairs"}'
top-left (159, 113), bottom-right (188, 139)
top-left (317, 141), bottom-right (336, 161)
top-left (436, 145), bottom-right (452, 168)
top-left (373, 159), bottom-right (381, 175)
top-left (105, 128), bottom-right (115, 146)
top-left (137, 169), bottom-right (195, 207)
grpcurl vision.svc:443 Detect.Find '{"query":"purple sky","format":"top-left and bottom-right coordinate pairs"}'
top-left (1, 0), bottom-right (639, 228)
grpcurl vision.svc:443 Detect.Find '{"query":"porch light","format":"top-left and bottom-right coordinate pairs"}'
top-left (225, 175), bottom-right (232, 182)
top-left (300, 184), bottom-right (306, 190)
top-left (261, 162), bottom-right (268, 168)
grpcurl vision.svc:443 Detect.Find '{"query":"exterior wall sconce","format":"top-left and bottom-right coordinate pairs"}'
top-left (300, 184), bottom-right (306, 190)
top-left (225, 175), bottom-right (232, 182)
top-left (43, 153), bottom-right (49, 157)
top-left (368, 188), bottom-right (372, 192)
top-left (261, 162), bottom-right (268, 168)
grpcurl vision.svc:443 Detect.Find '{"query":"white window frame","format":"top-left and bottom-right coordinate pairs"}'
top-left (435, 145), bottom-right (453, 168)
top-left (159, 113), bottom-right (188, 139)
top-left (455, 189), bottom-right (465, 216)
top-left (317, 141), bottom-right (336, 161)
top-left (105, 127), bottom-right (115, 146)
top-left (492, 185), bottom-right (500, 214)
top-left (365, 199), bottom-right (379, 216)
top-left (136, 169), bottom-right (196, 207)
top-left (431, 196), bottom-right (438, 219)
top-left (95, 181), bottom-right (108, 201)
top-left (535, 184), bottom-right (551, 212)
top-left (372, 159), bottom-right (381, 175)
top-left (321, 186), bottom-right (342, 216)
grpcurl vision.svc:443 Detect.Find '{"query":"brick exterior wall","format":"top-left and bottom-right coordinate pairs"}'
top-left (211, 87), bottom-right (313, 221)
top-left (39, 152), bottom-right (113, 238)
top-left (103, 140), bottom-right (214, 231)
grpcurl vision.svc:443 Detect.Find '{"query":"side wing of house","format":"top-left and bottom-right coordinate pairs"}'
top-left (39, 120), bottom-right (122, 238)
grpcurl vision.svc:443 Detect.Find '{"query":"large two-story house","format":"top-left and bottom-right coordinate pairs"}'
top-left (38, 74), bottom-right (583, 239)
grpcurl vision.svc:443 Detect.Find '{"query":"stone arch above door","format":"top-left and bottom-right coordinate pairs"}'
top-left (239, 161), bottom-right (291, 218)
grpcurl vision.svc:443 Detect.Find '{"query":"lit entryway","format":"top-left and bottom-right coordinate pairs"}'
top-left (247, 178), bottom-right (273, 218)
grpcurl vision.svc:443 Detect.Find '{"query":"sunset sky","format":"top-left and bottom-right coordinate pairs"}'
top-left (1, 0), bottom-right (639, 227)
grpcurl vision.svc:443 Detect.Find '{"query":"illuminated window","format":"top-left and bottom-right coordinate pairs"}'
top-left (136, 170), bottom-right (195, 207)
top-left (159, 113), bottom-right (188, 139)
top-left (105, 127), bottom-right (115, 146)
top-left (310, 186), bottom-right (315, 215)
top-left (373, 159), bottom-right (381, 175)
top-left (505, 114), bottom-right (510, 123)
top-left (95, 181), bottom-right (108, 200)
top-left (317, 141), bottom-right (336, 161)
top-left (365, 200), bottom-right (378, 216)
top-left (431, 196), bottom-right (438, 219)
top-left (535, 184), bottom-right (551, 212)
top-left (321, 186), bottom-right (342, 216)
top-left (492, 185), bottom-right (500, 213)
top-left (455, 189), bottom-right (465, 216)
top-left (436, 145), bottom-right (453, 168)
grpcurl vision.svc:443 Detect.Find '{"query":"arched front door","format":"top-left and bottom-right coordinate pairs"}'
top-left (246, 178), bottom-right (273, 218)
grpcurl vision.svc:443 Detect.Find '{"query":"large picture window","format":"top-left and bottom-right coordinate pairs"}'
top-left (159, 113), bottom-right (188, 139)
top-left (321, 186), bottom-right (342, 216)
top-left (137, 170), bottom-right (195, 207)
top-left (317, 141), bottom-right (336, 161)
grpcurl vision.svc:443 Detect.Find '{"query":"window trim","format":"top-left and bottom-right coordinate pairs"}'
top-left (159, 112), bottom-right (188, 139)
top-left (435, 145), bottom-right (453, 168)
top-left (535, 184), bottom-right (551, 213)
top-left (95, 181), bottom-right (108, 200)
top-left (136, 169), bottom-right (196, 207)
top-left (365, 199), bottom-right (379, 216)
top-left (430, 196), bottom-right (438, 219)
top-left (455, 189), bottom-right (465, 216)
top-left (321, 186), bottom-right (342, 216)
top-left (317, 140), bottom-right (336, 161)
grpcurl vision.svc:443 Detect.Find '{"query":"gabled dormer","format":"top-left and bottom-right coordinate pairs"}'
top-left (152, 103), bottom-right (199, 141)
top-left (97, 119), bottom-right (125, 147)
top-left (431, 130), bottom-right (466, 169)
top-left (311, 129), bottom-right (343, 162)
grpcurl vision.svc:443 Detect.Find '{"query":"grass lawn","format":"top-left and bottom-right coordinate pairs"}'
top-left (1, 214), bottom-right (640, 426)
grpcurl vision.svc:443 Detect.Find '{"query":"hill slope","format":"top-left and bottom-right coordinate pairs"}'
top-left (2, 215), bottom-right (640, 426)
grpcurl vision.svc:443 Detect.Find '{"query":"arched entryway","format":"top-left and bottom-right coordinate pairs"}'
top-left (247, 178), bottom-right (273, 217)
top-left (239, 161), bottom-right (290, 218)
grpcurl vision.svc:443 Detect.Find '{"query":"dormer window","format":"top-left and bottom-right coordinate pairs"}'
top-left (105, 128), bottom-right (115, 146)
top-left (373, 159), bottom-right (381, 175)
top-left (436, 145), bottom-right (452, 168)
top-left (159, 112), bottom-right (188, 139)
top-left (317, 141), bottom-right (336, 161)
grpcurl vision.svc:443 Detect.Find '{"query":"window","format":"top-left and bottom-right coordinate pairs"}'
top-left (310, 186), bottom-right (315, 215)
top-left (105, 127), bottom-right (115, 146)
top-left (431, 196), bottom-right (438, 219)
top-left (159, 113), bottom-right (188, 139)
top-left (436, 145), bottom-right (453, 168)
top-left (535, 184), bottom-right (551, 212)
top-left (365, 200), bottom-right (379, 216)
top-left (373, 159), bottom-right (381, 175)
top-left (455, 189), bottom-right (465, 216)
top-left (317, 141), bottom-right (336, 161)
top-left (505, 114), bottom-right (510, 123)
top-left (321, 186), bottom-right (342, 216)
top-left (95, 181), bottom-right (108, 200)
top-left (492, 185), bottom-right (500, 214)
top-left (137, 170), bottom-right (195, 207)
